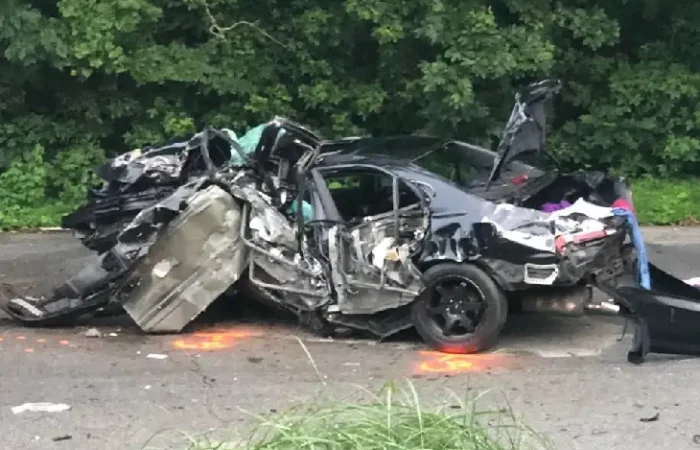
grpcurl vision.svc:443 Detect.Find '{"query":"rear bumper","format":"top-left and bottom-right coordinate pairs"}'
top-left (597, 263), bottom-right (700, 364)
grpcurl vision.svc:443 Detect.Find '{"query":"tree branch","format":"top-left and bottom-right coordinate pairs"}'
top-left (200, 1), bottom-right (289, 49)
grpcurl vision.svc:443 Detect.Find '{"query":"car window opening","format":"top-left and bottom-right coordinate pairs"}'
top-left (322, 169), bottom-right (421, 224)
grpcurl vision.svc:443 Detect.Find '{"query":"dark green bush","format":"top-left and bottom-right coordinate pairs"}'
top-left (2, 0), bottom-right (700, 228)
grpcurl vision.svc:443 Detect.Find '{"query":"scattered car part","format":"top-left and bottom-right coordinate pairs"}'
top-left (116, 185), bottom-right (249, 333)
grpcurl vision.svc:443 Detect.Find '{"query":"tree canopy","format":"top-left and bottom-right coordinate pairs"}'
top-left (1, 0), bottom-right (699, 226)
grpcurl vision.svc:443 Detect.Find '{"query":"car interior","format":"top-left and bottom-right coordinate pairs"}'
top-left (320, 168), bottom-right (421, 223)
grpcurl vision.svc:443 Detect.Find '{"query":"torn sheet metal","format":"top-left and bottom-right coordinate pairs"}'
top-left (330, 208), bottom-right (426, 315)
top-left (236, 183), bottom-right (331, 312)
top-left (116, 185), bottom-right (249, 333)
top-left (479, 198), bottom-right (615, 254)
top-left (63, 127), bottom-right (243, 253)
top-left (5, 118), bottom-right (327, 332)
top-left (0, 178), bottom-right (210, 324)
top-left (486, 79), bottom-right (562, 188)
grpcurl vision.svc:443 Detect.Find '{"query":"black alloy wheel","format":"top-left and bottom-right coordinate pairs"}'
top-left (426, 277), bottom-right (487, 337)
top-left (412, 263), bottom-right (508, 354)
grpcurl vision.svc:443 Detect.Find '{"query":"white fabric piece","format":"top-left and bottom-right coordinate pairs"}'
top-left (550, 198), bottom-right (614, 220)
top-left (480, 198), bottom-right (614, 253)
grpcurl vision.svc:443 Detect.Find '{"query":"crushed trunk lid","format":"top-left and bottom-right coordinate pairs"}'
top-left (486, 79), bottom-right (562, 190)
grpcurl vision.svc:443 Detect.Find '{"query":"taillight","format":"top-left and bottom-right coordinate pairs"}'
top-left (510, 174), bottom-right (528, 185)
top-left (555, 229), bottom-right (614, 254)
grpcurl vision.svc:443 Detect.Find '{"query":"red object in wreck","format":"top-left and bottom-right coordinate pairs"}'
top-left (510, 174), bottom-right (529, 185)
top-left (555, 229), bottom-right (611, 254)
top-left (612, 198), bottom-right (635, 213)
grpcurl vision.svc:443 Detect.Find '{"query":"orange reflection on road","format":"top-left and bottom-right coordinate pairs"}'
top-left (172, 328), bottom-right (261, 351)
top-left (415, 351), bottom-right (513, 374)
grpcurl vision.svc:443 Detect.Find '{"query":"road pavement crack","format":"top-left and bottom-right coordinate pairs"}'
top-left (188, 356), bottom-right (229, 426)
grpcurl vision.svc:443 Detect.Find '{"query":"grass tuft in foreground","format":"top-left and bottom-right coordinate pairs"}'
top-left (189, 380), bottom-right (552, 450)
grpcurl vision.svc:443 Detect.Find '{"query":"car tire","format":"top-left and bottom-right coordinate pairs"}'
top-left (411, 263), bottom-right (508, 354)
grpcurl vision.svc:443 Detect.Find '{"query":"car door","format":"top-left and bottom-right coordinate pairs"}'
top-left (309, 166), bottom-right (430, 315)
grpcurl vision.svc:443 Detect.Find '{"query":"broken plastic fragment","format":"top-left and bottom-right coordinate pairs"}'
top-left (52, 435), bottom-right (72, 442)
top-left (249, 216), bottom-right (272, 242)
top-left (12, 403), bottom-right (71, 414)
top-left (639, 412), bottom-right (660, 422)
top-left (152, 259), bottom-right (175, 278)
top-left (684, 277), bottom-right (700, 287)
top-left (84, 328), bottom-right (102, 338)
top-left (370, 237), bottom-right (395, 269)
top-left (146, 353), bottom-right (168, 360)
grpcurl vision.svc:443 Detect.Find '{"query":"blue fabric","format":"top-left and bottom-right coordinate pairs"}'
top-left (230, 123), bottom-right (287, 164)
top-left (613, 208), bottom-right (651, 290)
top-left (286, 199), bottom-right (313, 224)
top-left (236, 124), bottom-right (266, 158)
top-left (222, 129), bottom-right (245, 165)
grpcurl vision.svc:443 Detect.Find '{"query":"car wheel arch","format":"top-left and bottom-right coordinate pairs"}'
top-left (417, 258), bottom-right (514, 293)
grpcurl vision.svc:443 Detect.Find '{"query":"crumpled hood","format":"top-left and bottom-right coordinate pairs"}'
top-left (486, 79), bottom-right (562, 188)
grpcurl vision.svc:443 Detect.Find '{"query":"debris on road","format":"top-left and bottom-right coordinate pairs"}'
top-left (52, 435), bottom-right (72, 442)
top-left (12, 403), bottom-right (71, 414)
top-left (146, 353), bottom-right (168, 360)
top-left (84, 328), bottom-right (102, 338)
top-left (2, 80), bottom-right (700, 364)
top-left (640, 412), bottom-right (660, 422)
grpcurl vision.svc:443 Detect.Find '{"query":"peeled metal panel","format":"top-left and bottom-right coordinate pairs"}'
top-left (121, 185), bottom-right (249, 333)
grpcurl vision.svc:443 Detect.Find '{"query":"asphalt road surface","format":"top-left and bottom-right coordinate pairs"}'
top-left (1, 228), bottom-right (700, 450)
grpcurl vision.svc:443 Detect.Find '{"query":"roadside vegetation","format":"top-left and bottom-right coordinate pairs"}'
top-left (184, 381), bottom-right (552, 450)
top-left (2, 0), bottom-right (700, 228)
top-left (632, 178), bottom-right (700, 225)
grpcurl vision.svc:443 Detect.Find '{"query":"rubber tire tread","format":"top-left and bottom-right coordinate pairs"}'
top-left (412, 263), bottom-right (508, 354)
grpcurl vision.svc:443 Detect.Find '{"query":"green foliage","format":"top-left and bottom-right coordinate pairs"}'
top-left (631, 178), bottom-right (700, 226)
top-left (1, 0), bottom-right (700, 227)
top-left (0, 143), bottom-right (104, 229)
top-left (189, 380), bottom-right (551, 450)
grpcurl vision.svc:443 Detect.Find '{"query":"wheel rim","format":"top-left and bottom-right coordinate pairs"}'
top-left (424, 276), bottom-right (488, 339)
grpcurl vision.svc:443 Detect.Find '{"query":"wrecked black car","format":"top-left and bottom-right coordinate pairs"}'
top-left (3, 79), bottom-right (699, 364)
